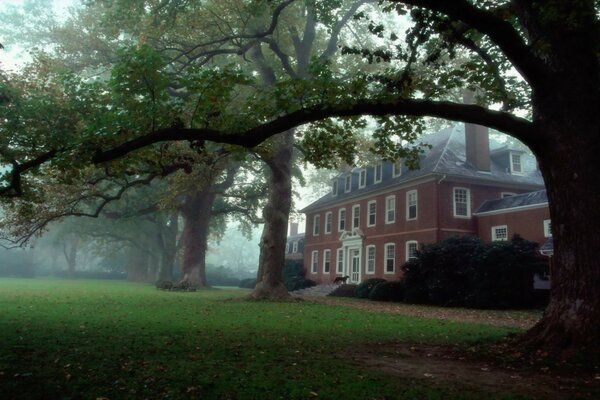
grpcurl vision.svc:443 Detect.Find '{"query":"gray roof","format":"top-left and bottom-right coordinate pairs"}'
top-left (302, 124), bottom-right (544, 212)
top-left (475, 189), bottom-right (548, 214)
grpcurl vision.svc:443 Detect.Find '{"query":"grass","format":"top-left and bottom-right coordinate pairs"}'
top-left (0, 278), bottom-right (527, 399)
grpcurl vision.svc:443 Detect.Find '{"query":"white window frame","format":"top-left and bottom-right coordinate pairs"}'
top-left (323, 249), bottom-right (331, 273)
top-left (406, 190), bottom-right (418, 221)
top-left (336, 248), bottom-right (344, 274)
top-left (332, 180), bottom-right (338, 196)
top-left (405, 240), bottom-right (419, 261)
top-left (385, 195), bottom-right (396, 224)
top-left (313, 214), bottom-right (320, 236)
top-left (384, 243), bottom-right (395, 274)
top-left (374, 163), bottom-right (383, 183)
top-left (453, 187), bottom-right (471, 218)
top-left (367, 200), bottom-right (377, 227)
top-left (344, 175), bottom-right (351, 192)
top-left (292, 241), bottom-right (298, 253)
top-left (393, 160), bottom-right (402, 177)
top-left (492, 225), bottom-right (509, 241)
top-left (365, 245), bottom-right (376, 274)
top-left (359, 169), bottom-right (367, 188)
top-left (324, 211), bottom-right (332, 234)
top-left (510, 152), bottom-right (523, 175)
top-left (285, 242), bottom-right (290, 254)
top-left (352, 204), bottom-right (360, 229)
top-left (311, 251), bottom-right (318, 274)
top-left (338, 208), bottom-right (346, 232)
top-left (544, 219), bottom-right (552, 238)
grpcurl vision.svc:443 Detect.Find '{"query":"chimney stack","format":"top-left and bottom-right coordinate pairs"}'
top-left (289, 222), bottom-right (299, 236)
top-left (463, 90), bottom-right (491, 172)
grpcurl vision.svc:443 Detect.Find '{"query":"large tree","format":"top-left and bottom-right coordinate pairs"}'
top-left (1, 0), bottom-right (599, 357)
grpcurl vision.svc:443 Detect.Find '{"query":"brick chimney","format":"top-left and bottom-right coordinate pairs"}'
top-left (289, 222), bottom-right (299, 236)
top-left (463, 90), bottom-right (491, 172)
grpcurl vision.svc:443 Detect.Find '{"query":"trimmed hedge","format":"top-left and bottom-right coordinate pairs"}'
top-left (328, 284), bottom-right (358, 297)
top-left (368, 281), bottom-right (404, 302)
top-left (354, 278), bottom-right (386, 299)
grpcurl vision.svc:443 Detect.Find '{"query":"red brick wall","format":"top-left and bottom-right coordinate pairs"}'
top-left (478, 206), bottom-right (550, 244)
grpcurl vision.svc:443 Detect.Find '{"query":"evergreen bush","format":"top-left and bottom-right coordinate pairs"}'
top-left (354, 278), bottom-right (386, 299)
top-left (368, 280), bottom-right (405, 302)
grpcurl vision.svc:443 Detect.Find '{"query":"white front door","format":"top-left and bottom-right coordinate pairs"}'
top-left (350, 248), bottom-right (361, 283)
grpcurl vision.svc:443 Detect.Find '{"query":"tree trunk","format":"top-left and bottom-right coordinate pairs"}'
top-left (158, 211), bottom-right (179, 281)
top-left (250, 130), bottom-right (294, 300)
top-left (180, 191), bottom-right (216, 286)
top-left (62, 233), bottom-right (79, 278)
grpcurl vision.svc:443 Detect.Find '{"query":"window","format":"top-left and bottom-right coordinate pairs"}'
top-left (332, 180), bottom-right (338, 196)
top-left (385, 196), bottom-right (396, 224)
top-left (352, 204), bottom-right (360, 229)
top-left (367, 200), bottom-right (377, 227)
top-left (292, 241), bottom-right (298, 253)
top-left (544, 219), bottom-right (552, 237)
top-left (366, 245), bottom-right (375, 274)
top-left (384, 243), bottom-right (395, 274)
top-left (501, 192), bottom-right (516, 198)
top-left (406, 190), bottom-right (418, 220)
top-left (323, 250), bottom-right (331, 273)
top-left (285, 242), bottom-right (290, 254)
top-left (453, 187), bottom-right (471, 218)
top-left (393, 160), bottom-right (402, 177)
top-left (344, 175), bottom-right (351, 192)
top-left (336, 248), bottom-right (344, 274)
top-left (311, 251), bottom-right (318, 274)
top-left (325, 212), bottom-right (332, 234)
top-left (374, 163), bottom-right (383, 183)
top-left (338, 208), bottom-right (346, 231)
top-left (406, 240), bottom-right (418, 261)
top-left (359, 169), bottom-right (367, 188)
top-left (492, 225), bottom-right (508, 241)
top-left (510, 153), bottom-right (523, 174)
top-left (313, 214), bottom-right (320, 236)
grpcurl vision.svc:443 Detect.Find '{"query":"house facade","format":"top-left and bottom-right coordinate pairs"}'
top-left (301, 124), bottom-right (546, 284)
top-left (285, 222), bottom-right (305, 261)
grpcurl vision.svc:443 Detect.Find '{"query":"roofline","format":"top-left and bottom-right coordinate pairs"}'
top-left (474, 202), bottom-right (548, 216)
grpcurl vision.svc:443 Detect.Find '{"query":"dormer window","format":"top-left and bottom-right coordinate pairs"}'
top-left (393, 160), bottom-right (402, 177)
top-left (510, 153), bottom-right (523, 175)
top-left (344, 175), bottom-right (351, 192)
top-left (374, 163), bottom-right (383, 183)
top-left (332, 180), bottom-right (338, 196)
top-left (359, 169), bottom-right (367, 188)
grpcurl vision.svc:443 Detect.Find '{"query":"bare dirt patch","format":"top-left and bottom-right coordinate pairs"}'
top-left (342, 343), bottom-right (600, 399)
top-left (307, 296), bottom-right (540, 329)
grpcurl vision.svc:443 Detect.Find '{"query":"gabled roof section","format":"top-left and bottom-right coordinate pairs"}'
top-left (475, 189), bottom-right (548, 214)
top-left (301, 124), bottom-right (544, 213)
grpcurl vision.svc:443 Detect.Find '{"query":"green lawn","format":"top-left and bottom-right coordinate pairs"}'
top-left (0, 278), bottom-right (524, 399)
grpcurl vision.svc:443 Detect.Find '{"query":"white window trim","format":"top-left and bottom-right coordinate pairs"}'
top-left (292, 241), bottom-right (298, 253)
top-left (358, 169), bottom-right (367, 189)
top-left (323, 249), bottom-right (331, 274)
top-left (336, 248), bottom-right (344, 274)
top-left (453, 187), bottom-right (471, 218)
top-left (492, 225), bottom-right (509, 241)
top-left (393, 160), bottom-right (402, 178)
top-left (510, 152), bottom-right (524, 175)
top-left (332, 180), bottom-right (338, 196)
top-left (367, 200), bottom-right (377, 227)
top-left (311, 251), bottom-right (318, 274)
top-left (374, 163), bottom-right (383, 184)
top-left (385, 195), bottom-right (396, 224)
top-left (384, 243), bottom-right (396, 275)
top-left (365, 245), bottom-right (376, 274)
top-left (405, 240), bottom-right (419, 262)
top-left (313, 214), bottom-right (320, 236)
top-left (352, 204), bottom-right (360, 229)
top-left (544, 219), bottom-right (552, 238)
top-left (344, 175), bottom-right (351, 193)
top-left (406, 190), bottom-right (418, 221)
top-left (324, 211), bottom-right (332, 234)
top-left (338, 208), bottom-right (346, 232)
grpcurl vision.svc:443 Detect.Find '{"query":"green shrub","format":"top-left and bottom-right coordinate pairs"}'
top-left (354, 278), bottom-right (386, 299)
top-left (369, 281), bottom-right (405, 302)
top-left (283, 260), bottom-right (315, 291)
top-left (239, 278), bottom-right (257, 289)
top-left (328, 284), bottom-right (358, 297)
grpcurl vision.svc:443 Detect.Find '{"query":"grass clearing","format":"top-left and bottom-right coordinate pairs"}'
top-left (0, 278), bottom-right (539, 399)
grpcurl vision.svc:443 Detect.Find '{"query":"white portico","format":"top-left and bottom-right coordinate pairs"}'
top-left (338, 228), bottom-right (365, 283)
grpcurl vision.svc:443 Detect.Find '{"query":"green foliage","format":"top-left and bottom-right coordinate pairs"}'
top-left (328, 283), bottom-right (358, 297)
top-left (354, 278), bottom-right (386, 299)
top-left (402, 235), bottom-right (548, 309)
top-left (283, 259), bottom-right (316, 291)
top-left (369, 280), bottom-right (405, 302)
top-left (239, 277), bottom-right (257, 289)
